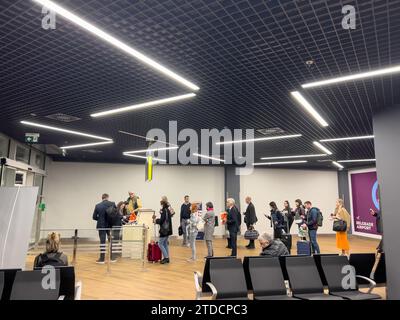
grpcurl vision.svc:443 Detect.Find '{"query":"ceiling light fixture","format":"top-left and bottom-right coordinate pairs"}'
top-left (302, 65), bottom-right (400, 88)
top-left (313, 141), bottom-right (333, 155)
top-left (193, 153), bottom-right (225, 163)
top-left (31, 0), bottom-right (199, 91)
top-left (216, 134), bottom-right (302, 145)
top-left (320, 135), bottom-right (374, 142)
top-left (60, 141), bottom-right (113, 149)
top-left (123, 146), bottom-right (179, 154)
top-left (123, 153), bottom-right (166, 162)
top-left (260, 154), bottom-right (327, 160)
top-left (291, 91), bottom-right (329, 127)
top-left (337, 159), bottom-right (376, 163)
top-left (91, 93), bottom-right (196, 118)
top-left (332, 161), bottom-right (344, 169)
top-left (253, 160), bottom-right (308, 166)
top-left (20, 120), bottom-right (112, 141)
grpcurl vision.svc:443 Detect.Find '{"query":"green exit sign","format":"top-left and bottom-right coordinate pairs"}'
top-left (25, 133), bottom-right (40, 143)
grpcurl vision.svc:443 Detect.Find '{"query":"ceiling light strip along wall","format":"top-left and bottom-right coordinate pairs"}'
top-left (313, 141), bottom-right (333, 155)
top-left (290, 91), bottom-right (329, 127)
top-left (216, 134), bottom-right (302, 145)
top-left (124, 146), bottom-right (179, 154)
top-left (253, 160), bottom-right (308, 166)
top-left (260, 154), bottom-right (327, 160)
top-left (123, 153), bottom-right (166, 162)
top-left (320, 135), bottom-right (374, 142)
top-left (302, 65), bottom-right (400, 89)
top-left (20, 121), bottom-right (112, 141)
top-left (193, 153), bottom-right (225, 163)
top-left (61, 141), bottom-right (113, 149)
top-left (337, 159), bottom-right (376, 163)
top-left (332, 161), bottom-right (344, 169)
top-left (32, 0), bottom-right (199, 91)
top-left (91, 93), bottom-right (196, 118)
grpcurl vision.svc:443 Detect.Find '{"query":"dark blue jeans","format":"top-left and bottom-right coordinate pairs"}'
top-left (98, 230), bottom-right (110, 261)
top-left (308, 229), bottom-right (320, 254)
top-left (229, 231), bottom-right (237, 256)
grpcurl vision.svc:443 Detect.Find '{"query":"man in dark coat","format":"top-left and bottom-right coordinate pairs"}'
top-left (180, 195), bottom-right (191, 246)
top-left (244, 196), bottom-right (258, 249)
top-left (259, 233), bottom-right (289, 257)
top-left (92, 193), bottom-right (116, 264)
top-left (226, 198), bottom-right (241, 257)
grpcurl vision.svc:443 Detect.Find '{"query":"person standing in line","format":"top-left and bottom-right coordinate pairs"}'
top-left (187, 203), bottom-right (200, 262)
top-left (244, 196), bottom-right (258, 249)
top-left (331, 199), bottom-right (351, 256)
top-left (203, 202), bottom-right (216, 258)
top-left (226, 198), bottom-right (241, 257)
top-left (282, 200), bottom-right (294, 232)
top-left (294, 199), bottom-right (307, 240)
top-left (153, 196), bottom-right (173, 264)
top-left (303, 201), bottom-right (320, 254)
top-left (266, 201), bottom-right (285, 239)
top-left (180, 195), bottom-right (191, 247)
top-left (92, 193), bottom-right (116, 264)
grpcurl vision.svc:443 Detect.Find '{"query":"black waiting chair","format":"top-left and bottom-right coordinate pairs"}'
top-left (285, 256), bottom-right (343, 300)
top-left (320, 255), bottom-right (381, 300)
top-left (35, 266), bottom-right (82, 300)
top-left (245, 257), bottom-right (299, 300)
top-left (0, 272), bottom-right (4, 299)
top-left (313, 254), bottom-right (339, 286)
top-left (10, 270), bottom-right (62, 300)
top-left (194, 256), bottom-right (236, 299)
top-left (349, 253), bottom-right (386, 286)
top-left (0, 268), bottom-right (21, 300)
top-left (243, 256), bottom-right (266, 290)
top-left (207, 258), bottom-right (248, 300)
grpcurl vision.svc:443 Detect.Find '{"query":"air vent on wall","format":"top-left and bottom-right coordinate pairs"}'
top-left (256, 127), bottom-right (286, 136)
top-left (45, 113), bottom-right (81, 122)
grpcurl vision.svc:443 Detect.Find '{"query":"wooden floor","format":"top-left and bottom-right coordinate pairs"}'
top-left (26, 235), bottom-right (385, 300)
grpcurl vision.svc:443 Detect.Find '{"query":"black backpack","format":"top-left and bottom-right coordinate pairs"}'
top-left (106, 205), bottom-right (118, 222)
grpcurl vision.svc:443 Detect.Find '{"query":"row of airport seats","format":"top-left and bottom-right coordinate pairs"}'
top-left (194, 253), bottom-right (385, 300)
top-left (0, 266), bottom-right (82, 300)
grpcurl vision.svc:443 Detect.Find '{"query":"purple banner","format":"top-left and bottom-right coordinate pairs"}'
top-left (350, 170), bottom-right (380, 236)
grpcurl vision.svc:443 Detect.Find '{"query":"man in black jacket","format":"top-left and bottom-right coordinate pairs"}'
top-left (226, 198), bottom-right (241, 257)
top-left (92, 193), bottom-right (116, 264)
top-left (244, 196), bottom-right (258, 249)
top-left (180, 195), bottom-right (191, 246)
top-left (259, 232), bottom-right (289, 257)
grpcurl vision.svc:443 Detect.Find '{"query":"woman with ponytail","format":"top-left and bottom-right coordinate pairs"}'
top-left (34, 232), bottom-right (68, 268)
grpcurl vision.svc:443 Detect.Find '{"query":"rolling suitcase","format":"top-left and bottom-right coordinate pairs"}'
top-left (147, 222), bottom-right (162, 263)
top-left (281, 219), bottom-right (292, 253)
top-left (296, 240), bottom-right (311, 255)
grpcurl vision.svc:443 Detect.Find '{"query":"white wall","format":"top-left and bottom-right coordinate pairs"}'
top-left (42, 162), bottom-right (226, 236)
top-left (240, 168), bottom-right (339, 234)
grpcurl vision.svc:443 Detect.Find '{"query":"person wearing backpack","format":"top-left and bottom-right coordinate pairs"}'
top-left (153, 196), bottom-right (173, 264)
top-left (303, 201), bottom-right (321, 254)
top-left (266, 201), bottom-right (285, 240)
top-left (92, 193), bottom-right (116, 264)
top-left (34, 232), bottom-right (68, 268)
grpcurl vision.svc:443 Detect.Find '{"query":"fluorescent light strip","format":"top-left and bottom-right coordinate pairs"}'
top-left (216, 134), bottom-right (302, 145)
top-left (61, 141), bottom-right (113, 149)
top-left (260, 154), bottom-right (327, 160)
top-left (337, 159), bottom-right (376, 163)
top-left (332, 161), bottom-right (344, 169)
top-left (320, 135), bottom-right (374, 142)
top-left (302, 65), bottom-right (400, 88)
top-left (32, 0), bottom-right (199, 91)
top-left (91, 93), bottom-right (195, 118)
top-left (193, 153), bottom-right (225, 163)
top-left (124, 146), bottom-right (179, 154)
top-left (291, 91), bottom-right (329, 127)
top-left (119, 130), bottom-right (178, 147)
top-left (253, 160), bottom-right (308, 166)
top-left (123, 153), bottom-right (166, 162)
top-left (20, 121), bottom-right (112, 141)
top-left (313, 141), bottom-right (333, 155)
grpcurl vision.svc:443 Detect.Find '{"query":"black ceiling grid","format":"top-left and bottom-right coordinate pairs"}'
top-left (0, 0), bottom-right (399, 169)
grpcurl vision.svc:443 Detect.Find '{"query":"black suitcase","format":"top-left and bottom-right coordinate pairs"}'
top-left (281, 233), bottom-right (292, 252)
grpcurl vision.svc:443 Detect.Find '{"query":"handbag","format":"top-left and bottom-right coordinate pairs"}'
top-left (178, 226), bottom-right (183, 236)
top-left (333, 220), bottom-right (347, 232)
top-left (244, 229), bottom-right (259, 240)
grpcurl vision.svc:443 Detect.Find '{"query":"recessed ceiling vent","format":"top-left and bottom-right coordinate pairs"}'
top-left (45, 113), bottom-right (81, 122)
top-left (256, 127), bottom-right (286, 135)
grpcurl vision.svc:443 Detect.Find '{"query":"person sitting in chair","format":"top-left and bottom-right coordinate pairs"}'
top-left (34, 232), bottom-right (68, 268)
top-left (258, 232), bottom-right (289, 257)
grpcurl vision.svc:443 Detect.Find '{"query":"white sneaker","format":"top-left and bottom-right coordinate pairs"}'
top-left (110, 259), bottom-right (117, 263)
top-left (95, 260), bottom-right (105, 264)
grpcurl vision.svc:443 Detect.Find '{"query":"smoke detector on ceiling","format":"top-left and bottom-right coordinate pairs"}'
top-left (45, 113), bottom-right (81, 122)
top-left (256, 127), bottom-right (286, 136)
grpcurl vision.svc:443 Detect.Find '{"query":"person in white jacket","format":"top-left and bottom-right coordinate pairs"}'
top-left (187, 203), bottom-right (200, 262)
